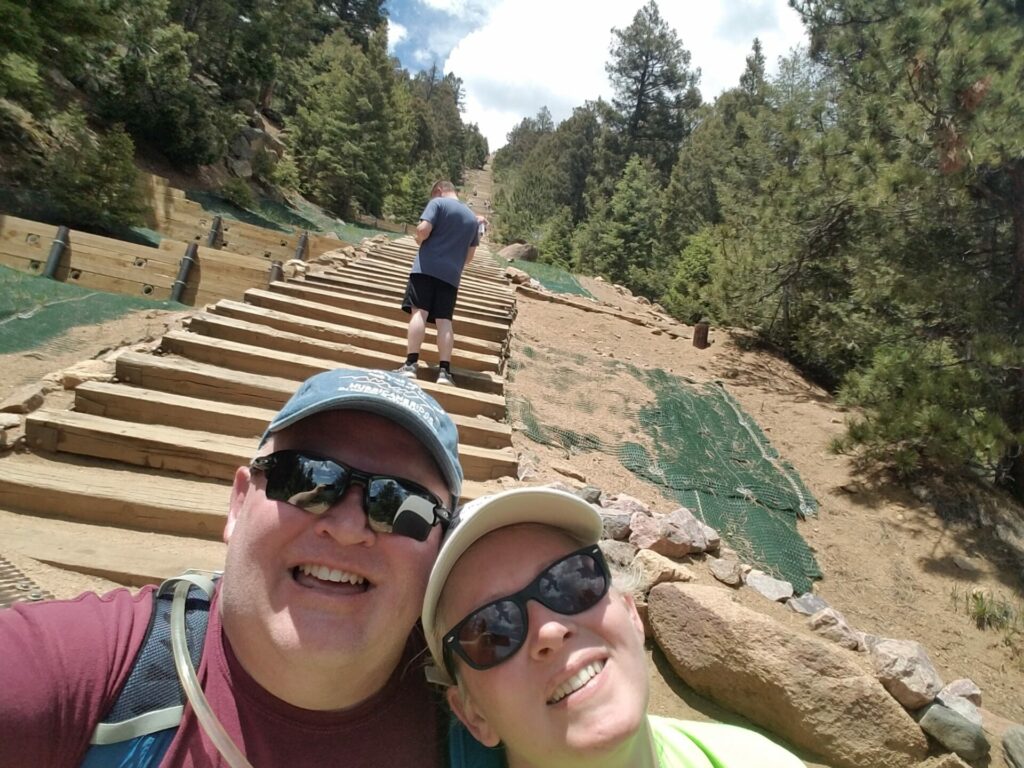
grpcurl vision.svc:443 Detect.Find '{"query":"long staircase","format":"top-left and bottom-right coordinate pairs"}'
top-left (0, 198), bottom-right (518, 587)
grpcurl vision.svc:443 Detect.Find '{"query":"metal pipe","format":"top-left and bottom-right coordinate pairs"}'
top-left (171, 243), bottom-right (199, 303)
top-left (294, 231), bottom-right (309, 262)
top-left (207, 216), bottom-right (223, 248)
top-left (43, 225), bottom-right (70, 279)
top-left (268, 260), bottom-right (283, 285)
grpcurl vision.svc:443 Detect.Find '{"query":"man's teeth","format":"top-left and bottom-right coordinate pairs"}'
top-left (548, 660), bottom-right (605, 704)
top-left (298, 564), bottom-right (365, 585)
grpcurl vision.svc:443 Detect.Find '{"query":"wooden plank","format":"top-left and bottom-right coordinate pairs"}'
top-left (243, 289), bottom-right (504, 357)
top-left (267, 281), bottom-right (510, 343)
top-left (75, 381), bottom-right (271, 438)
top-left (158, 330), bottom-right (508, 420)
top-left (185, 312), bottom-right (504, 395)
top-left (315, 268), bottom-right (515, 312)
top-left (0, 247), bottom-right (177, 301)
top-left (209, 300), bottom-right (501, 373)
top-left (113, 352), bottom-right (512, 449)
top-left (349, 256), bottom-right (512, 299)
top-left (0, 451), bottom-right (227, 539)
top-left (0, 508), bottom-right (225, 587)
top-left (298, 274), bottom-right (514, 325)
top-left (25, 404), bottom-right (514, 483)
top-left (25, 409), bottom-right (257, 481)
top-left (159, 238), bottom-right (280, 272)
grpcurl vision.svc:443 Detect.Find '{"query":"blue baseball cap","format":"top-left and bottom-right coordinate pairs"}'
top-left (260, 368), bottom-right (463, 501)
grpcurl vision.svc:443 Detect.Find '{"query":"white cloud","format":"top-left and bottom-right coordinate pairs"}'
top-left (443, 0), bottom-right (807, 150)
top-left (387, 20), bottom-right (408, 52)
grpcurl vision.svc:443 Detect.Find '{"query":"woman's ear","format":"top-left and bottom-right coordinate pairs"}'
top-left (446, 683), bottom-right (500, 747)
top-left (224, 465), bottom-right (251, 543)
top-left (621, 591), bottom-right (645, 642)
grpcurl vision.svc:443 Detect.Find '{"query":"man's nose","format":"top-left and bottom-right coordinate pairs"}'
top-left (312, 482), bottom-right (375, 545)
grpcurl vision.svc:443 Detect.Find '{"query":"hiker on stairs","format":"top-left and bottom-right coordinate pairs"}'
top-left (398, 180), bottom-right (481, 388)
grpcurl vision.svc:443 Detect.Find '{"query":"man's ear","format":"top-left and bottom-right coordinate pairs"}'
top-left (224, 465), bottom-right (251, 543)
top-left (446, 684), bottom-right (500, 747)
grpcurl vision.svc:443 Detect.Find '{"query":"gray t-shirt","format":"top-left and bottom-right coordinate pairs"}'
top-left (411, 196), bottom-right (480, 287)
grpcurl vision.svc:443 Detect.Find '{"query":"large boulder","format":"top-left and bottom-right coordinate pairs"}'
top-left (648, 583), bottom-right (929, 768)
top-left (498, 242), bottom-right (538, 262)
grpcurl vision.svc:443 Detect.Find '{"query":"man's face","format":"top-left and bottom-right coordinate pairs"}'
top-left (220, 409), bottom-right (448, 701)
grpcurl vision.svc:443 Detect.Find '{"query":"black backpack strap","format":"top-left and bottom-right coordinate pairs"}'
top-left (82, 572), bottom-right (218, 764)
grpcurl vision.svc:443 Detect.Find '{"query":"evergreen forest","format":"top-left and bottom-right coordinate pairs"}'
top-left (1, 0), bottom-right (1022, 505)
top-left (492, 0), bottom-right (1024, 504)
top-left (0, 0), bottom-right (488, 223)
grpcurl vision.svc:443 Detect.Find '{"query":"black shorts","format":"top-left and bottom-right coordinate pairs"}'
top-left (401, 273), bottom-right (458, 323)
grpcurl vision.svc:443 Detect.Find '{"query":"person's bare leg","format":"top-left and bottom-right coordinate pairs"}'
top-left (406, 308), bottom-right (429, 356)
top-left (435, 318), bottom-right (454, 363)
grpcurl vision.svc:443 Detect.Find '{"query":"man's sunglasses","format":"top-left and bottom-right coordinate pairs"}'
top-left (442, 544), bottom-right (610, 675)
top-left (249, 450), bottom-right (451, 542)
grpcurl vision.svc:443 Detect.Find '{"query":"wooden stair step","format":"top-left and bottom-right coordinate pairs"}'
top-left (0, 451), bottom-right (227, 539)
top-left (351, 255), bottom-right (512, 300)
top-left (242, 289), bottom-right (503, 357)
top-left (303, 273), bottom-right (514, 322)
top-left (159, 328), bottom-right (505, 403)
top-left (267, 281), bottom-right (510, 343)
top-left (184, 312), bottom-right (504, 395)
top-left (25, 406), bottom-right (515, 483)
top-left (209, 300), bottom-right (502, 373)
top-left (113, 353), bottom-right (512, 449)
top-left (0, 508), bottom-right (225, 587)
top-left (25, 408), bottom-right (257, 481)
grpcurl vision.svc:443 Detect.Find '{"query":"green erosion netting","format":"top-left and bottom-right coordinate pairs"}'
top-left (508, 349), bottom-right (821, 593)
top-left (0, 265), bottom-right (179, 355)
top-left (493, 258), bottom-right (592, 298)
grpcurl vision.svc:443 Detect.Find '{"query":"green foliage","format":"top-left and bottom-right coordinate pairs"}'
top-left (537, 207), bottom-right (574, 268)
top-left (463, 123), bottom-right (488, 169)
top-left (834, 339), bottom-right (1018, 479)
top-left (219, 178), bottom-right (255, 210)
top-left (661, 227), bottom-right (717, 323)
top-left (573, 156), bottom-right (663, 297)
top-left (98, 21), bottom-right (227, 165)
top-left (606, 0), bottom-right (701, 177)
top-left (42, 109), bottom-right (145, 231)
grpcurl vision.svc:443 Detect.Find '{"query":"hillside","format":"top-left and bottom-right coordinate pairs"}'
top-left (1, 158), bottom-right (1022, 766)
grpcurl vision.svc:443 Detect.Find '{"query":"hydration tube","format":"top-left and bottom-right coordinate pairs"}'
top-left (170, 580), bottom-right (254, 768)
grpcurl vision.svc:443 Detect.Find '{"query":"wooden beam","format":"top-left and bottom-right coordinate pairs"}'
top-left (0, 451), bottom-right (227, 539)
top-left (157, 331), bottom-right (508, 420)
top-left (242, 288), bottom-right (503, 357)
top-left (268, 281), bottom-right (510, 343)
top-left (209, 300), bottom-right (501, 372)
top-left (113, 352), bottom-right (512, 449)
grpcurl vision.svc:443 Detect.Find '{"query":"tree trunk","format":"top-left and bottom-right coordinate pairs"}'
top-left (1007, 160), bottom-right (1024, 501)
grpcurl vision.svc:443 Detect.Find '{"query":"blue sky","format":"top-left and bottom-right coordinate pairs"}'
top-left (384, 0), bottom-right (808, 151)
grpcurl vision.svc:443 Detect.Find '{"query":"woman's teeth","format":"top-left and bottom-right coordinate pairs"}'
top-left (548, 660), bottom-right (605, 704)
top-left (298, 564), bottom-right (365, 585)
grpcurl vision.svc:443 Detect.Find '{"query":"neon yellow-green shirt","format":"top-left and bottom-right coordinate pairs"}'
top-left (651, 716), bottom-right (805, 768)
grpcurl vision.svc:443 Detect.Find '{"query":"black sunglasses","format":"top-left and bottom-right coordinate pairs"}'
top-left (442, 544), bottom-right (610, 676)
top-left (250, 450), bottom-right (451, 542)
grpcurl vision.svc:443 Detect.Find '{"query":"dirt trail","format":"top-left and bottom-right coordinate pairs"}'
top-left (2, 160), bottom-right (1022, 766)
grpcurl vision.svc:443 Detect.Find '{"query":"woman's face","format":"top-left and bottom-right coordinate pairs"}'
top-left (438, 524), bottom-right (649, 766)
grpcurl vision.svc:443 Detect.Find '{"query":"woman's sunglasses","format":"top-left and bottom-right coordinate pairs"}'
top-left (442, 544), bottom-right (610, 675)
top-left (249, 449), bottom-right (451, 542)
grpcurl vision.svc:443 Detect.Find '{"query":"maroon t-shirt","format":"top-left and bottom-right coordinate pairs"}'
top-left (0, 586), bottom-right (444, 767)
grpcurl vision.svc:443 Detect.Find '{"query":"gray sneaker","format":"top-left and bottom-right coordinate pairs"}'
top-left (435, 368), bottom-right (455, 386)
top-left (396, 362), bottom-right (418, 379)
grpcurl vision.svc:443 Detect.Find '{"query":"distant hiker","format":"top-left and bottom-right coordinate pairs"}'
top-left (397, 180), bottom-right (480, 387)
top-left (422, 488), bottom-right (807, 768)
top-left (0, 368), bottom-right (463, 767)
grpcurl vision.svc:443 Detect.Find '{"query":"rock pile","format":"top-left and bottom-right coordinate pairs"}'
top-left (542, 482), bottom-right (1024, 768)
